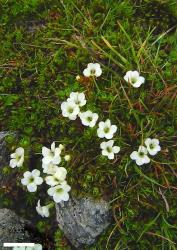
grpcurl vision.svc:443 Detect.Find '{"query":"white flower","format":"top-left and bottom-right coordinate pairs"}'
top-left (10, 147), bottom-right (24, 168)
top-left (67, 92), bottom-right (86, 107)
top-left (64, 154), bottom-right (71, 162)
top-left (21, 169), bottom-right (43, 192)
top-left (130, 146), bottom-right (150, 166)
top-left (47, 181), bottom-right (71, 203)
top-left (100, 140), bottom-right (120, 160)
top-left (45, 167), bottom-right (67, 186)
top-left (124, 70), bottom-right (145, 88)
top-left (42, 162), bottom-right (58, 175)
top-left (42, 142), bottom-right (61, 165)
top-left (145, 138), bottom-right (161, 156)
top-left (36, 200), bottom-right (50, 218)
top-left (79, 110), bottom-right (98, 127)
top-left (83, 63), bottom-right (102, 77)
top-left (97, 119), bottom-right (117, 139)
top-left (61, 100), bottom-right (80, 120)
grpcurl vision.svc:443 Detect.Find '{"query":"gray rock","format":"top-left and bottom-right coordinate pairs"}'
top-left (56, 197), bottom-right (111, 249)
top-left (0, 208), bottom-right (32, 248)
top-left (0, 131), bottom-right (9, 168)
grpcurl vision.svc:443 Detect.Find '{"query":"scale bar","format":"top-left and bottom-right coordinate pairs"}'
top-left (3, 243), bottom-right (35, 247)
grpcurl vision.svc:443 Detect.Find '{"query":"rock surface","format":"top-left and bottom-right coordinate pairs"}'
top-left (0, 131), bottom-right (9, 168)
top-left (56, 197), bottom-right (110, 249)
top-left (0, 208), bottom-right (34, 248)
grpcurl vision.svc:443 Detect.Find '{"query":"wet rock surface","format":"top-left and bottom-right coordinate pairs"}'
top-left (56, 197), bottom-right (111, 249)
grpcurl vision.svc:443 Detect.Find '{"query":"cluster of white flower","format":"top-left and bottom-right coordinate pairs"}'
top-left (61, 92), bottom-right (86, 120)
top-left (97, 120), bottom-right (120, 159)
top-left (130, 138), bottom-right (161, 166)
top-left (61, 91), bottom-right (99, 127)
top-left (9, 142), bottom-right (71, 218)
top-left (61, 92), bottom-right (120, 160)
top-left (9, 62), bottom-right (161, 221)
top-left (41, 142), bottom-right (71, 210)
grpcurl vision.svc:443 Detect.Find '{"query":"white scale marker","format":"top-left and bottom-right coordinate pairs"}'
top-left (3, 243), bottom-right (35, 247)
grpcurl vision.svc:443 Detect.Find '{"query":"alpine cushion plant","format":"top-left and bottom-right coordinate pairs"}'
top-left (8, 63), bottom-right (164, 227)
top-left (2, 1), bottom-right (177, 249)
top-left (10, 141), bottom-right (71, 216)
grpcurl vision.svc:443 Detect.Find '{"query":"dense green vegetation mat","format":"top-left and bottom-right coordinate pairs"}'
top-left (0, 0), bottom-right (177, 249)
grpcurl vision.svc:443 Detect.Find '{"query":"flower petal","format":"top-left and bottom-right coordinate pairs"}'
top-left (42, 147), bottom-right (50, 157)
top-left (27, 183), bottom-right (37, 192)
top-left (108, 152), bottom-right (114, 160)
top-left (83, 68), bottom-right (90, 77)
top-left (35, 176), bottom-right (43, 185)
top-left (113, 146), bottom-right (120, 154)
top-left (32, 169), bottom-right (40, 177)
top-left (16, 147), bottom-right (24, 155)
top-left (130, 151), bottom-right (138, 160)
top-left (9, 159), bottom-right (17, 168)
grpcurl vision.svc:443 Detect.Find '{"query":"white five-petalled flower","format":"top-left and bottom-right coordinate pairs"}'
top-left (61, 100), bottom-right (80, 120)
top-left (47, 181), bottom-right (71, 203)
top-left (10, 147), bottom-right (24, 168)
top-left (79, 110), bottom-right (99, 128)
top-left (67, 92), bottom-right (86, 107)
top-left (36, 200), bottom-right (50, 218)
top-left (130, 146), bottom-right (150, 166)
top-left (83, 63), bottom-right (102, 77)
top-left (21, 169), bottom-right (43, 192)
top-left (97, 119), bottom-right (117, 139)
top-left (145, 138), bottom-right (161, 156)
top-left (124, 70), bottom-right (145, 88)
top-left (42, 142), bottom-right (61, 165)
top-left (45, 167), bottom-right (67, 186)
top-left (100, 140), bottom-right (120, 159)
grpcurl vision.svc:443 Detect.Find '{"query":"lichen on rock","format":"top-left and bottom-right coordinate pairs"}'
top-left (55, 197), bottom-right (111, 248)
